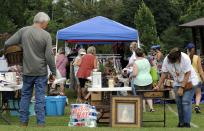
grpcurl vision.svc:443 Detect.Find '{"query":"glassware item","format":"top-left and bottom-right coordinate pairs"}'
top-left (108, 78), bottom-right (115, 88)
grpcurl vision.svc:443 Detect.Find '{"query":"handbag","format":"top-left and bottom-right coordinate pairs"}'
top-left (150, 66), bottom-right (158, 82)
top-left (184, 82), bottom-right (193, 90)
top-left (172, 64), bottom-right (193, 90)
top-left (164, 79), bottom-right (174, 88)
top-left (49, 84), bottom-right (60, 96)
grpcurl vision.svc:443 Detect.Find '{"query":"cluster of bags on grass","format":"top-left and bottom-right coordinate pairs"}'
top-left (69, 104), bottom-right (97, 127)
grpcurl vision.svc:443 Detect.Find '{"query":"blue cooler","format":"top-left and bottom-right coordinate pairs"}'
top-left (45, 96), bottom-right (67, 116)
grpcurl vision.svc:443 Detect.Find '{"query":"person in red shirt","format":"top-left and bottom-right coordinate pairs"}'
top-left (77, 46), bottom-right (97, 102)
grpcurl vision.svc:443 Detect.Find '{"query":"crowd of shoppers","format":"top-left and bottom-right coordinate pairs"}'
top-left (4, 11), bottom-right (203, 128)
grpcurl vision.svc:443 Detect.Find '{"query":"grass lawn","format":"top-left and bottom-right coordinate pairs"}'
top-left (0, 88), bottom-right (204, 131)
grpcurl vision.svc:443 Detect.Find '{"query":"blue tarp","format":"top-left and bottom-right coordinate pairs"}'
top-left (57, 16), bottom-right (138, 42)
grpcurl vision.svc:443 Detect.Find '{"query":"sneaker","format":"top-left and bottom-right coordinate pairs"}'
top-left (37, 124), bottom-right (45, 127)
top-left (20, 122), bottom-right (28, 127)
top-left (195, 106), bottom-right (201, 113)
top-left (149, 109), bottom-right (155, 112)
top-left (177, 123), bottom-right (184, 128)
top-left (183, 123), bottom-right (191, 128)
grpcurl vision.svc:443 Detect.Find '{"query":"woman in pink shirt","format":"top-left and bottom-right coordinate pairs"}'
top-left (56, 47), bottom-right (68, 95)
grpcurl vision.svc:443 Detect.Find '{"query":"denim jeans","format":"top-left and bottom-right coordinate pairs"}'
top-left (174, 86), bottom-right (195, 124)
top-left (20, 75), bottom-right (48, 125)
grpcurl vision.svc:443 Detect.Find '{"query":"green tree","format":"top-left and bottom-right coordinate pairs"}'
top-left (134, 1), bottom-right (159, 48)
top-left (61, 0), bottom-right (98, 26)
top-left (96, 0), bottom-right (123, 21)
top-left (180, 0), bottom-right (204, 22)
top-left (144, 0), bottom-right (181, 35)
top-left (172, 0), bottom-right (196, 15)
top-left (118, 0), bottom-right (141, 27)
top-left (161, 26), bottom-right (192, 53)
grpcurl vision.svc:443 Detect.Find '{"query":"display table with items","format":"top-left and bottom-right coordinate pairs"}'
top-left (0, 45), bottom-right (23, 124)
top-left (83, 52), bottom-right (131, 122)
top-left (88, 68), bottom-right (170, 127)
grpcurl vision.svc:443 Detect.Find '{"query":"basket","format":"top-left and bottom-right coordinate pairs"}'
top-left (8, 100), bottom-right (36, 116)
top-left (4, 45), bottom-right (23, 66)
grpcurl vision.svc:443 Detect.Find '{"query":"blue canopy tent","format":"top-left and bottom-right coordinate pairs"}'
top-left (56, 16), bottom-right (139, 49)
top-left (57, 16), bottom-right (138, 41)
top-left (56, 16), bottom-right (139, 42)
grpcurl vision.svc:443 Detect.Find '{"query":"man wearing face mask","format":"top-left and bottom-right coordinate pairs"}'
top-left (5, 12), bottom-right (56, 127)
top-left (123, 42), bottom-right (137, 95)
top-left (127, 42), bottom-right (137, 68)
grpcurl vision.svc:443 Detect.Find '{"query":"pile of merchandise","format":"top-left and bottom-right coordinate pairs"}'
top-left (69, 104), bottom-right (97, 127)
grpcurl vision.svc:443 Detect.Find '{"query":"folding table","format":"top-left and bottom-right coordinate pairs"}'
top-left (0, 85), bottom-right (22, 124)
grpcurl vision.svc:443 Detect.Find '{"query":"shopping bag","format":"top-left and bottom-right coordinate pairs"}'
top-left (150, 66), bottom-right (158, 82)
top-left (69, 104), bottom-right (97, 127)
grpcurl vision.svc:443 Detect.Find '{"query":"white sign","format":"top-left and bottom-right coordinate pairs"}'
top-left (92, 72), bottom-right (101, 88)
top-left (5, 72), bottom-right (16, 84)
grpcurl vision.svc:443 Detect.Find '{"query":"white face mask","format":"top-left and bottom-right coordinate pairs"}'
top-left (187, 49), bottom-right (190, 55)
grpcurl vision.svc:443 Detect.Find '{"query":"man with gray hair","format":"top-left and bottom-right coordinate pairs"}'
top-left (5, 12), bottom-right (56, 127)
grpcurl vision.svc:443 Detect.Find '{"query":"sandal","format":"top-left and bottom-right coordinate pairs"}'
top-left (149, 109), bottom-right (155, 112)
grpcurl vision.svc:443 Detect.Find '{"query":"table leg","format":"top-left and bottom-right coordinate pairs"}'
top-left (0, 114), bottom-right (11, 125)
top-left (164, 98), bottom-right (166, 127)
top-left (0, 92), bottom-right (11, 124)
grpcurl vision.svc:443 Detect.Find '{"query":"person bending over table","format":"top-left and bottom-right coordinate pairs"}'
top-left (154, 47), bottom-right (198, 128)
top-left (130, 48), bottom-right (155, 112)
top-left (5, 12), bottom-right (56, 127)
top-left (77, 46), bottom-right (97, 102)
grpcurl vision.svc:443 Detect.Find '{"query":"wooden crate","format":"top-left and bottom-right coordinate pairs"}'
top-left (91, 100), bottom-right (110, 123)
top-left (91, 92), bottom-right (102, 101)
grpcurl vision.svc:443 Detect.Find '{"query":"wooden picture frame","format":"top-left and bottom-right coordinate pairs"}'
top-left (110, 96), bottom-right (142, 128)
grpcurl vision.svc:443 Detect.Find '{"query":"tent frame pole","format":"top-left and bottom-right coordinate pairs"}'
top-left (137, 34), bottom-right (140, 48)
top-left (55, 38), bottom-right (58, 63)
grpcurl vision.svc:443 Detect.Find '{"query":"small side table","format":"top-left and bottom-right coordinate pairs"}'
top-left (136, 89), bottom-right (170, 127)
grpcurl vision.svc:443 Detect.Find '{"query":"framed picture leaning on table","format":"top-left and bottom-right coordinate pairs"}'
top-left (110, 96), bottom-right (142, 128)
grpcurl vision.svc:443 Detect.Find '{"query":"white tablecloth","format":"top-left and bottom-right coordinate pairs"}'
top-left (0, 84), bottom-right (22, 91)
top-left (88, 87), bottom-right (131, 92)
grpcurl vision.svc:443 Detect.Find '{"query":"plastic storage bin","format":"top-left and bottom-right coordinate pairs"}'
top-left (8, 100), bottom-right (35, 116)
top-left (45, 96), bottom-right (67, 116)
top-left (8, 100), bottom-right (20, 116)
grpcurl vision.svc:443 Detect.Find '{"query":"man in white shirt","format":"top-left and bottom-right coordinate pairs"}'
top-left (155, 48), bottom-right (198, 128)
